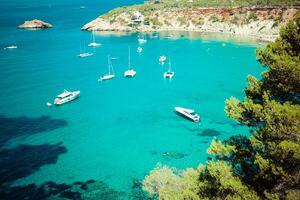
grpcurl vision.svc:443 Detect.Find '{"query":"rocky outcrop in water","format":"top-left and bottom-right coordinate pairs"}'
top-left (18, 19), bottom-right (52, 29)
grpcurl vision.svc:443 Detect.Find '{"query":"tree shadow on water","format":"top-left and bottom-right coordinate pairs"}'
top-left (0, 115), bottom-right (68, 148)
top-left (0, 142), bottom-right (67, 186)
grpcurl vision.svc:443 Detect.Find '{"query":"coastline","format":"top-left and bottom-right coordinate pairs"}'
top-left (82, 6), bottom-right (299, 42)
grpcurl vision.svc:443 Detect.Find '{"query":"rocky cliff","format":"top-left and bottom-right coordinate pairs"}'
top-left (82, 5), bottom-right (299, 41)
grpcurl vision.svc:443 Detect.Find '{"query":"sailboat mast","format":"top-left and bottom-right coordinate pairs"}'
top-left (108, 55), bottom-right (111, 75)
top-left (128, 47), bottom-right (131, 69)
top-left (169, 56), bottom-right (172, 72)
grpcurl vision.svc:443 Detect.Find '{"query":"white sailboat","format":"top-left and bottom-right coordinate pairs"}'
top-left (78, 41), bottom-right (93, 58)
top-left (124, 47), bottom-right (136, 78)
top-left (98, 55), bottom-right (115, 81)
top-left (164, 56), bottom-right (174, 79)
top-left (88, 31), bottom-right (101, 47)
top-left (4, 45), bottom-right (17, 50)
top-left (4, 36), bottom-right (18, 50)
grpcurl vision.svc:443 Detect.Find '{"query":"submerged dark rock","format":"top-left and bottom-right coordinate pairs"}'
top-left (0, 179), bottom-right (125, 200)
top-left (130, 178), bottom-right (154, 200)
top-left (197, 129), bottom-right (221, 137)
top-left (0, 143), bottom-right (67, 186)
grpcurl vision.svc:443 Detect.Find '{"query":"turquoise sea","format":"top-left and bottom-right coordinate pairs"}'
top-left (0, 0), bottom-right (263, 199)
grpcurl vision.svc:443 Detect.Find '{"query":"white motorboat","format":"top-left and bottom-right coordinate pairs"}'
top-left (164, 56), bottom-right (174, 79)
top-left (137, 47), bottom-right (143, 53)
top-left (99, 55), bottom-right (115, 81)
top-left (54, 90), bottom-right (80, 105)
top-left (124, 47), bottom-right (136, 78)
top-left (174, 107), bottom-right (200, 122)
top-left (78, 52), bottom-right (93, 58)
top-left (159, 55), bottom-right (166, 63)
top-left (4, 45), bottom-right (17, 50)
top-left (164, 71), bottom-right (174, 79)
top-left (88, 31), bottom-right (101, 47)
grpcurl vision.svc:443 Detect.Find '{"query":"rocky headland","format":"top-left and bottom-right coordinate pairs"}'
top-left (82, 1), bottom-right (299, 41)
top-left (18, 19), bottom-right (52, 29)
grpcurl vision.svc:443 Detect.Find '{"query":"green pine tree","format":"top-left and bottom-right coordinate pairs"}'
top-left (143, 11), bottom-right (300, 200)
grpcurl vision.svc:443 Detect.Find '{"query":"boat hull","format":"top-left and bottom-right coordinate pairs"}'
top-left (54, 91), bottom-right (80, 105)
top-left (88, 42), bottom-right (101, 47)
top-left (78, 53), bottom-right (93, 58)
top-left (174, 107), bottom-right (200, 122)
top-left (164, 72), bottom-right (174, 79)
top-left (124, 70), bottom-right (136, 77)
top-left (99, 74), bottom-right (115, 81)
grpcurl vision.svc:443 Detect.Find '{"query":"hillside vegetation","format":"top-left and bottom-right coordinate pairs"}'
top-left (83, 0), bottom-right (298, 41)
top-left (143, 11), bottom-right (300, 200)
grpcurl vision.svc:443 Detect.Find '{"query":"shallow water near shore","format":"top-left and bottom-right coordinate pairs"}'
top-left (0, 0), bottom-right (263, 199)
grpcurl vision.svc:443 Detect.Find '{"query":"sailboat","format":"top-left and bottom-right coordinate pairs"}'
top-left (98, 55), bottom-right (115, 81)
top-left (4, 37), bottom-right (18, 50)
top-left (124, 47), bottom-right (136, 78)
top-left (88, 31), bottom-right (101, 47)
top-left (4, 45), bottom-right (17, 50)
top-left (164, 56), bottom-right (174, 79)
top-left (78, 41), bottom-right (93, 58)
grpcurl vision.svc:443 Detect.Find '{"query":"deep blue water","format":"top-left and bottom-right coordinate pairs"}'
top-left (0, 0), bottom-right (263, 199)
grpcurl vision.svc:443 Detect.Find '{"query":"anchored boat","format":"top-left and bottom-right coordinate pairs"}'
top-left (164, 56), bottom-right (174, 79)
top-left (174, 106), bottom-right (200, 122)
top-left (78, 41), bottom-right (93, 58)
top-left (137, 47), bottom-right (143, 53)
top-left (159, 55), bottom-right (166, 64)
top-left (88, 31), bottom-right (101, 47)
top-left (78, 52), bottom-right (93, 58)
top-left (138, 35), bottom-right (147, 44)
top-left (54, 90), bottom-right (80, 105)
top-left (99, 55), bottom-right (115, 81)
top-left (124, 47), bottom-right (136, 78)
top-left (4, 45), bottom-right (17, 50)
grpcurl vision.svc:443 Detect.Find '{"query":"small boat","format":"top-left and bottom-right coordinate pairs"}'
top-left (54, 90), bottom-right (80, 105)
top-left (46, 102), bottom-right (52, 107)
top-left (174, 107), bottom-right (200, 122)
top-left (99, 55), bottom-right (115, 81)
top-left (138, 36), bottom-right (147, 44)
top-left (137, 47), bottom-right (143, 53)
top-left (78, 52), bottom-right (93, 58)
top-left (78, 42), bottom-right (93, 58)
top-left (4, 45), bottom-right (17, 50)
top-left (124, 47), bottom-right (136, 78)
top-left (159, 55), bottom-right (166, 63)
top-left (164, 56), bottom-right (174, 79)
top-left (88, 31), bottom-right (101, 47)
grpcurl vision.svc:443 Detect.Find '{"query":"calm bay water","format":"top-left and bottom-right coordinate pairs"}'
top-left (0, 0), bottom-right (263, 199)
